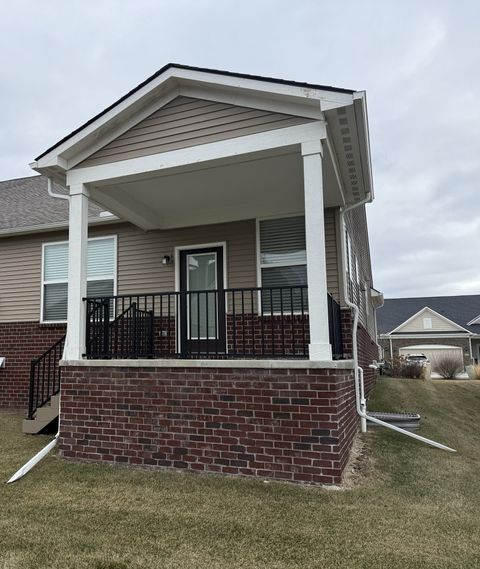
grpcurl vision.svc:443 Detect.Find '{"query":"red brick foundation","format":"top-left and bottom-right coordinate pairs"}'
top-left (59, 364), bottom-right (357, 484)
top-left (0, 321), bottom-right (66, 409)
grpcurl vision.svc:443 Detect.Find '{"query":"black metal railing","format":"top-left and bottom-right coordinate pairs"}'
top-left (84, 286), bottom-right (344, 360)
top-left (28, 335), bottom-right (65, 420)
top-left (86, 300), bottom-right (154, 359)
top-left (327, 293), bottom-right (344, 359)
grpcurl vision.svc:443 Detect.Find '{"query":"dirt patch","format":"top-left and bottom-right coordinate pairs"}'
top-left (341, 430), bottom-right (378, 489)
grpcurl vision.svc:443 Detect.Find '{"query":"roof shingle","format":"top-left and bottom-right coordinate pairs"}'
top-left (377, 295), bottom-right (480, 335)
top-left (0, 175), bottom-right (104, 233)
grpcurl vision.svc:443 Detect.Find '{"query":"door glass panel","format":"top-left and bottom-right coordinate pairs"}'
top-left (187, 252), bottom-right (217, 339)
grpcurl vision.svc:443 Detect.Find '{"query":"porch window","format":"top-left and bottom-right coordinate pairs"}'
top-left (42, 236), bottom-right (116, 322)
top-left (258, 216), bottom-right (307, 311)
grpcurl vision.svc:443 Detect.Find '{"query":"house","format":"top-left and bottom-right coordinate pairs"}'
top-left (377, 295), bottom-right (480, 367)
top-left (0, 64), bottom-right (381, 484)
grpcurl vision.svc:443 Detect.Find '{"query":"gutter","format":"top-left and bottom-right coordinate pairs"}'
top-left (339, 195), bottom-right (455, 452)
top-left (47, 177), bottom-right (69, 201)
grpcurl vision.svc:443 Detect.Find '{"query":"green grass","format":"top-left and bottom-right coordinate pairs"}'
top-left (1, 378), bottom-right (480, 568)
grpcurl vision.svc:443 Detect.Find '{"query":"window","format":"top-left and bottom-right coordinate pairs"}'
top-left (258, 216), bottom-right (307, 311)
top-left (42, 236), bottom-right (116, 322)
top-left (423, 317), bottom-right (433, 330)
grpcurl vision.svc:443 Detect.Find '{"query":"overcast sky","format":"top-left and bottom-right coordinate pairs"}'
top-left (1, 0), bottom-right (478, 299)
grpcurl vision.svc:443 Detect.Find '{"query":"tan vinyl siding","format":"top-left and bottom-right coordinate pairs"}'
top-left (79, 96), bottom-right (313, 168)
top-left (345, 205), bottom-right (376, 337)
top-left (324, 208), bottom-right (340, 302)
top-left (0, 215), bottom-right (339, 323)
top-left (116, 220), bottom-right (256, 294)
top-left (0, 220), bottom-right (256, 323)
top-left (0, 231), bottom-right (64, 323)
top-left (397, 311), bottom-right (462, 333)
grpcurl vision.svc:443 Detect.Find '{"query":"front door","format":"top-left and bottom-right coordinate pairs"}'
top-left (179, 246), bottom-right (226, 355)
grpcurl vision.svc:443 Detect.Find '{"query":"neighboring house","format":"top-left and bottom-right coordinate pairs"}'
top-left (377, 295), bottom-right (480, 367)
top-left (0, 64), bottom-right (381, 485)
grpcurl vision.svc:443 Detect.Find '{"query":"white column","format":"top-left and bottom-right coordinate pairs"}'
top-left (63, 183), bottom-right (89, 360)
top-left (302, 140), bottom-right (332, 361)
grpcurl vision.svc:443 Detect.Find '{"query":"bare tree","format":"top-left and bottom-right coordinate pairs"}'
top-left (434, 355), bottom-right (462, 379)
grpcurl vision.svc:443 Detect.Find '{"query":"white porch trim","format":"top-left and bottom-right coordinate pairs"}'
top-left (67, 122), bottom-right (326, 187)
top-left (302, 140), bottom-right (332, 361)
top-left (63, 183), bottom-right (89, 360)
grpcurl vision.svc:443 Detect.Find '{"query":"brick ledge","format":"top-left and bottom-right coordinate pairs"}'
top-left (60, 358), bottom-right (355, 370)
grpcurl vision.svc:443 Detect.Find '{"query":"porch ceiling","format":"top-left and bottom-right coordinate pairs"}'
top-left (88, 146), bottom-right (341, 230)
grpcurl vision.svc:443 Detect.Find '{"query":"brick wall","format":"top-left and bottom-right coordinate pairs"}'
top-left (59, 364), bottom-right (357, 485)
top-left (0, 322), bottom-right (66, 410)
top-left (227, 315), bottom-right (310, 357)
top-left (340, 307), bottom-right (379, 395)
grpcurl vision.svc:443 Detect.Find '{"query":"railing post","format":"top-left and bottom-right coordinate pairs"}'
top-left (27, 360), bottom-right (36, 420)
top-left (180, 291), bottom-right (188, 358)
top-left (103, 299), bottom-right (110, 358)
top-left (85, 300), bottom-right (91, 357)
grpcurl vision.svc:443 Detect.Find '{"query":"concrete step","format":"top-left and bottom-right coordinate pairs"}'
top-left (35, 405), bottom-right (59, 422)
top-left (50, 395), bottom-right (60, 410)
top-left (22, 417), bottom-right (56, 434)
top-left (22, 393), bottom-right (60, 434)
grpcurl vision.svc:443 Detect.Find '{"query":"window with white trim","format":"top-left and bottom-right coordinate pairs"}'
top-left (258, 215), bottom-right (307, 311)
top-left (423, 317), bottom-right (433, 330)
top-left (42, 237), bottom-right (116, 322)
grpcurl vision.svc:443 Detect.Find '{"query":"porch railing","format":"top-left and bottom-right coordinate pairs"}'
top-left (28, 334), bottom-right (65, 419)
top-left (84, 286), bottom-right (344, 360)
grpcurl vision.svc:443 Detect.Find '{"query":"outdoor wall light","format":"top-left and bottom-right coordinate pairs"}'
top-left (162, 255), bottom-right (172, 265)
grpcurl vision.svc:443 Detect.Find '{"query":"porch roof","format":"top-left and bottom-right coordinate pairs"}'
top-left (34, 63), bottom-right (356, 162)
top-left (31, 63), bottom-right (374, 210)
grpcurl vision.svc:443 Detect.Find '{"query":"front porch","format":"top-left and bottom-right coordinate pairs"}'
top-left (27, 65), bottom-right (375, 482)
top-left (63, 135), bottom-right (346, 364)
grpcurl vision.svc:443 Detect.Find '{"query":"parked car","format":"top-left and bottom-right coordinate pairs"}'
top-left (404, 353), bottom-right (430, 366)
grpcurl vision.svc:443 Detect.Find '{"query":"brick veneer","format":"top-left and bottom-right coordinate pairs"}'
top-left (0, 321), bottom-right (66, 409)
top-left (340, 307), bottom-right (379, 395)
top-left (107, 314), bottom-right (310, 358)
top-left (59, 364), bottom-right (357, 484)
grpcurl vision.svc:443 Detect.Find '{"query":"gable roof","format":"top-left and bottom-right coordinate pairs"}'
top-left (35, 63), bottom-right (356, 162)
top-left (377, 295), bottom-right (480, 335)
top-left (389, 306), bottom-right (471, 334)
top-left (0, 175), bottom-right (113, 236)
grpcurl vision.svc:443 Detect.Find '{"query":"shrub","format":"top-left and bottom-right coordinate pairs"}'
top-left (473, 364), bottom-right (480, 380)
top-left (383, 357), bottom-right (426, 379)
top-left (434, 355), bottom-right (462, 379)
top-left (402, 361), bottom-right (426, 379)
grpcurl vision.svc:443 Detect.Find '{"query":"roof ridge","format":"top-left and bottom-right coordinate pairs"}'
top-left (385, 294), bottom-right (480, 301)
top-left (0, 174), bottom-right (43, 185)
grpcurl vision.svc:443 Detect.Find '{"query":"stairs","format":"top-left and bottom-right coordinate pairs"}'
top-left (22, 334), bottom-right (65, 435)
top-left (22, 394), bottom-right (60, 434)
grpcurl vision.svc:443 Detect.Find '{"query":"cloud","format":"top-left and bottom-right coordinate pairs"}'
top-left (0, 0), bottom-right (478, 298)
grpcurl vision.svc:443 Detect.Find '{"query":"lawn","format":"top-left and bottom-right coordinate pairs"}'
top-left (1, 378), bottom-right (479, 569)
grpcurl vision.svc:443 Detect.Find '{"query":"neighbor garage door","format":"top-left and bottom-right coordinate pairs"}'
top-left (399, 345), bottom-right (463, 368)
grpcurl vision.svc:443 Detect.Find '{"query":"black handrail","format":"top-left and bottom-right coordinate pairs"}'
top-left (28, 335), bottom-right (66, 420)
top-left (86, 300), bottom-right (154, 359)
top-left (327, 294), bottom-right (344, 359)
top-left (83, 286), bottom-right (346, 360)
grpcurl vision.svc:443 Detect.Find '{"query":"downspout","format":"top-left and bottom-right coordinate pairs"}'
top-left (47, 177), bottom-right (69, 200)
top-left (7, 178), bottom-right (68, 483)
top-left (339, 195), bottom-right (455, 453)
